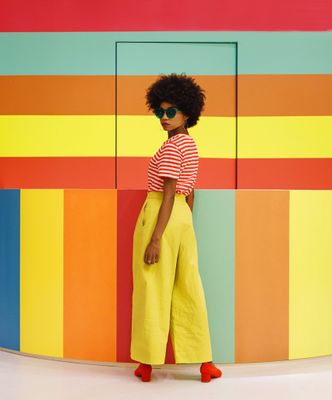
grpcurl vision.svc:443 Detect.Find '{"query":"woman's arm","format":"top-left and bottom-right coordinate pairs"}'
top-left (144, 177), bottom-right (177, 264)
top-left (186, 189), bottom-right (194, 211)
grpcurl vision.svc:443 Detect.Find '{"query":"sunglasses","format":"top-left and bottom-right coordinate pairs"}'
top-left (154, 106), bottom-right (180, 119)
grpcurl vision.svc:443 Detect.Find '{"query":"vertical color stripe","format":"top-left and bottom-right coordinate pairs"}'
top-left (289, 191), bottom-right (332, 359)
top-left (116, 190), bottom-right (147, 362)
top-left (64, 190), bottom-right (117, 361)
top-left (0, 189), bottom-right (20, 351)
top-left (20, 189), bottom-right (63, 356)
top-left (235, 191), bottom-right (289, 362)
top-left (195, 190), bottom-right (235, 363)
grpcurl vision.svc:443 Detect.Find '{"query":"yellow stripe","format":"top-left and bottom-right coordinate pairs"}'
top-left (289, 191), bottom-right (332, 359)
top-left (4, 116), bottom-right (330, 158)
top-left (20, 189), bottom-right (63, 357)
top-left (117, 115), bottom-right (236, 157)
top-left (238, 116), bottom-right (332, 158)
top-left (0, 115), bottom-right (235, 158)
top-left (0, 116), bottom-right (115, 156)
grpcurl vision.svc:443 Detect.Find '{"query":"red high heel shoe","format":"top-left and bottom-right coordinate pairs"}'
top-left (200, 361), bottom-right (222, 383)
top-left (134, 363), bottom-right (152, 382)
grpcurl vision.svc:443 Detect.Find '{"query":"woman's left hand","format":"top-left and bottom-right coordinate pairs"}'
top-left (144, 238), bottom-right (160, 265)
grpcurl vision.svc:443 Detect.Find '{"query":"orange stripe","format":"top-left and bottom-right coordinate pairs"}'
top-left (0, 76), bottom-right (115, 115)
top-left (235, 191), bottom-right (289, 362)
top-left (0, 74), bottom-right (331, 116)
top-left (64, 189), bottom-right (117, 361)
top-left (119, 75), bottom-right (235, 116)
top-left (239, 74), bottom-right (332, 116)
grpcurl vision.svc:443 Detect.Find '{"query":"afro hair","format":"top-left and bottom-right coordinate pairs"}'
top-left (145, 73), bottom-right (206, 128)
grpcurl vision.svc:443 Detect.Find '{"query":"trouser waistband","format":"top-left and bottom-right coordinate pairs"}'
top-left (147, 191), bottom-right (186, 202)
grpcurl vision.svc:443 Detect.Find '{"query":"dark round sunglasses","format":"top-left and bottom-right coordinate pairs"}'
top-left (154, 106), bottom-right (180, 119)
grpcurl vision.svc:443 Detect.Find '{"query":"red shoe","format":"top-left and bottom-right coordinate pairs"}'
top-left (134, 363), bottom-right (152, 382)
top-left (200, 361), bottom-right (222, 383)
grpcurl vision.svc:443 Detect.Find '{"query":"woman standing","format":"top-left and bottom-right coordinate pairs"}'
top-left (130, 73), bottom-right (222, 383)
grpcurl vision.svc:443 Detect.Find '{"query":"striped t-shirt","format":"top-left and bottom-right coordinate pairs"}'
top-left (147, 133), bottom-right (199, 196)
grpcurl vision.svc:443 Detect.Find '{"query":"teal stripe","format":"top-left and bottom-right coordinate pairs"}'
top-left (0, 32), bottom-right (331, 75)
top-left (117, 42), bottom-right (236, 75)
top-left (194, 189), bottom-right (235, 364)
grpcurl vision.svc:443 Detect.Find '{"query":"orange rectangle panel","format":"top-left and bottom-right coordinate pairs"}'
top-left (235, 191), bottom-right (289, 362)
top-left (64, 189), bottom-right (117, 362)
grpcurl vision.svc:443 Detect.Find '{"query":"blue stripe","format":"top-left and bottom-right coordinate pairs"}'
top-left (0, 32), bottom-right (331, 75)
top-left (0, 189), bottom-right (20, 351)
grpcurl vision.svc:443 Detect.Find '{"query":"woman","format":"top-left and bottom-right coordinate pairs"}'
top-left (130, 73), bottom-right (222, 383)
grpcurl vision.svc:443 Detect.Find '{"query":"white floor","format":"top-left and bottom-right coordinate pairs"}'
top-left (1, 349), bottom-right (332, 400)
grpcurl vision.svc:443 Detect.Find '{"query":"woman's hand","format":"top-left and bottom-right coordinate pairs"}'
top-left (144, 238), bottom-right (160, 265)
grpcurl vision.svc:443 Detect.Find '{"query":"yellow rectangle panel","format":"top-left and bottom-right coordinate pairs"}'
top-left (117, 115), bottom-right (236, 158)
top-left (289, 190), bottom-right (332, 359)
top-left (238, 116), bottom-right (332, 158)
top-left (20, 189), bottom-right (64, 357)
top-left (0, 116), bottom-right (115, 156)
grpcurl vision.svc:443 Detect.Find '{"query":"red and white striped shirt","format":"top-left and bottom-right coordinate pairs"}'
top-left (147, 133), bottom-right (199, 196)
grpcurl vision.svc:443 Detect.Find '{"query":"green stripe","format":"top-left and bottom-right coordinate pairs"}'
top-left (195, 189), bottom-right (235, 364)
top-left (117, 42), bottom-right (236, 75)
top-left (0, 32), bottom-right (331, 75)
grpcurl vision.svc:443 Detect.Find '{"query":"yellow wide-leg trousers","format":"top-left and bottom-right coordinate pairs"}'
top-left (130, 191), bottom-right (213, 365)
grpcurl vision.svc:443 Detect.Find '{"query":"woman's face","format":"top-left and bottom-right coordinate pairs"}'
top-left (158, 101), bottom-right (188, 132)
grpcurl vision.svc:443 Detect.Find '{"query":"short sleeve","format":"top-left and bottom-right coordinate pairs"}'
top-left (157, 142), bottom-right (183, 179)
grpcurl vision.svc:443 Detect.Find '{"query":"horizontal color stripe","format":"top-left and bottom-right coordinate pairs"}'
top-left (238, 116), bottom-right (332, 158)
top-left (289, 191), bottom-right (332, 358)
top-left (0, 190), bottom-right (20, 351)
top-left (0, 116), bottom-right (115, 156)
top-left (0, 33), bottom-right (331, 75)
top-left (116, 74), bottom-right (332, 117)
top-left (117, 75), bottom-right (236, 117)
top-left (238, 159), bottom-right (332, 189)
top-left (0, 156), bottom-right (236, 189)
top-left (116, 42), bottom-right (236, 75)
top-left (1, 0), bottom-right (331, 31)
top-left (20, 189), bottom-right (63, 356)
top-left (238, 74), bottom-right (332, 116)
top-left (2, 157), bottom-right (331, 190)
top-left (117, 116), bottom-right (236, 158)
top-left (235, 191), bottom-right (289, 362)
top-left (0, 115), bottom-right (235, 158)
top-left (1, 74), bottom-right (330, 117)
top-left (0, 157), bottom-right (115, 188)
top-left (0, 76), bottom-right (115, 115)
top-left (2, 116), bottom-right (331, 158)
top-left (118, 157), bottom-right (237, 189)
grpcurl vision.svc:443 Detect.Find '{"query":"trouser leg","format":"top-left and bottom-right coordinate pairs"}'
top-left (130, 196), bottom-right (180, 365)
top-left (170, 210), bottom-right (213, 364)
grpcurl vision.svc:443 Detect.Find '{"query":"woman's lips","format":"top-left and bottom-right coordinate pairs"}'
top-left (162, 122), bottom-right (169, 126)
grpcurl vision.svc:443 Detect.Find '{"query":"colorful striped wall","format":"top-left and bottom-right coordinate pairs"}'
top-left (0, 1), bottom-right (332, 364)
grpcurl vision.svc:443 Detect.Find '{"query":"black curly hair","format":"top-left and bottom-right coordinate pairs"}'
top-left (145, 73), bottom-right (206, 128)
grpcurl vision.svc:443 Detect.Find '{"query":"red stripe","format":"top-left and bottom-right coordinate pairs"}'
top-left (0, 157), bottom-right (115, 188)
top-left (1, 0), bottom-right (331, 31)
top-left (238, 158), bottom-right (332, 189)
top-left (3, 157), bottom-right (328, 189)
